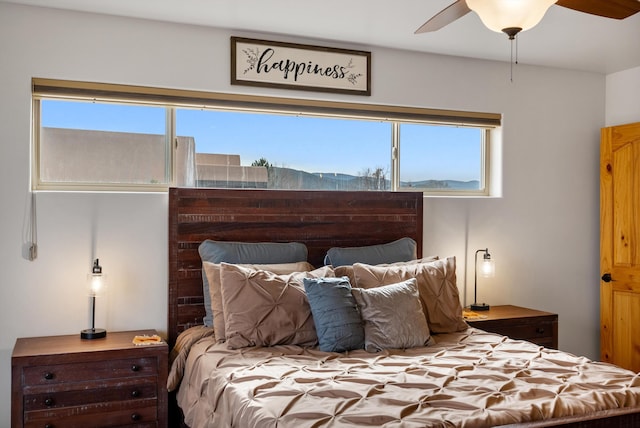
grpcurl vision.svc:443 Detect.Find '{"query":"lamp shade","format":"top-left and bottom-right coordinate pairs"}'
top-left (466, 0), bottom-right (557, 33)
top-left (480, 257), bottom-right (496, 278)
top-left (87, 259), bottom-right (106, 297)
top-left (87, 273), bottom-right (106, 297)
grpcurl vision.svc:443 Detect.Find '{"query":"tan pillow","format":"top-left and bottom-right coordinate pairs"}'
top-left (333, 265), bottom-right (356, 286)
top-left (219, 263), bottom-right (335, 349)
top-left (333, 256), bottom-right (438, 288)
top-left (351, 279), bottom-right (433, 352)
top-left (353, 256), bottom-right (467, 334)
top-left (203, 261), bottom-right (315, 342)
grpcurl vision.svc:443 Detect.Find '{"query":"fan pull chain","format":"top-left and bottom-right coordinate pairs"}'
top-left (510, 35), bottom-right (519, 82)
top-left (502, 27), bottom-right (521, 82)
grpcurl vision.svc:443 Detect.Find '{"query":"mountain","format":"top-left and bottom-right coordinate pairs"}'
top-left (266, 167), bottom-right (479, 191)
top-left (403, 179), bottom-right (480, 190)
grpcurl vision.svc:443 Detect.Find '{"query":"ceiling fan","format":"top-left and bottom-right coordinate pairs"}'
top-left (415, 0), bottom-right (640, 39)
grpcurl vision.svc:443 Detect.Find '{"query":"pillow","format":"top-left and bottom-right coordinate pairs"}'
top-left (333, 256), bottom-right (439, 289)
top-left (203, 261), bottom-right (315, 342)
top-left (167, 325), bottom-right (214, 392)
top-left (372, 255), bottom-right (439, 267)
top-left (353, 256), bottom-right (467, 334)
top-left (350, 279), bottom-right (433, 352)
top-left (219, 263), bottom-right (335, 349)
top-left (333, 265), bottom-right (356, 286)
top-left (324, 237), bottom-right (417, 267)
top-left (198, 240), bottom-right (308, 327)
top-left (303, 277), bottom-right (364, 352)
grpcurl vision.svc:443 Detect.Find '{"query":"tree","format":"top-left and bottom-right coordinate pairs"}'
top-left (251, 157), bottom-right (271, 169)
top-left (358, 166), bottom-right (388, 190)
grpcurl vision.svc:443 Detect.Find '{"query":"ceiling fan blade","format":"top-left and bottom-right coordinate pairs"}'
top-left (414, 0), bottom-right (472, 34)
top-left (556, 0), bottom-right (640, 19)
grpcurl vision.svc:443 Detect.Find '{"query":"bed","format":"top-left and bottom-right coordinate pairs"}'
top-left (168, 187), bottom-right (640, 427)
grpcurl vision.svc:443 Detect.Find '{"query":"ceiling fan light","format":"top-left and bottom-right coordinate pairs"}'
top-left (466, 0), bottom-right (557, 33)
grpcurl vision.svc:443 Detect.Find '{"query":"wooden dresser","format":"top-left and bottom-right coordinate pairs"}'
top-left (465, 305), bottom-right (559, 349)
top-left (12, 329), bottom-right (168, 428)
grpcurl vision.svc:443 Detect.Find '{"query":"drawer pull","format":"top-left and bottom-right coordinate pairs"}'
top-left (131, 413), bottom-right (141, 421)
top-left (131, 389), bottom-right (140, 398)
top-left (45, 424), bottom-right (54, 428)
top-left (131, 364), bottom-right (140, 372)
top-left (44, 397), bottom-right (55, 406)
top-left (43, 372), bottom-right (54, 380)
top-left (536, 327), bottom-right (545, 334)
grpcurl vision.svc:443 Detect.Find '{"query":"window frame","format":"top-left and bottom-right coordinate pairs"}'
top-left (32, 78), bottom-right (501, 195)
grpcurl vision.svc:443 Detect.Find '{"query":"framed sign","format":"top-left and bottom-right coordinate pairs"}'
top-left (231, 37), bottom-right (371, 96)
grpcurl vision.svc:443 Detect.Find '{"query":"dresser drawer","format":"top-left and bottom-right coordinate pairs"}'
top-left (465, 306), bottom-right (559, 349)
top-left (24, 377), bottom-right (158, 411)
top-left (483, 319), bottom-right (555, 342)
top-left (22, 357), bottom-right (158, 386)
top-left (24, 399), bottom-right (157, 428)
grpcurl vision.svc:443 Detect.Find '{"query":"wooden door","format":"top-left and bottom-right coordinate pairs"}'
top-left (600, 121), bottom-right (640, 372)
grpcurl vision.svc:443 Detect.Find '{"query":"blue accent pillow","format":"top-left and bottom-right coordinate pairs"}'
top-left (198, 240), bottom-right (308, 327)
top-left (303, 277), bottom-right (365, 352)
top-left (324, 237), bottom-right (417, 267)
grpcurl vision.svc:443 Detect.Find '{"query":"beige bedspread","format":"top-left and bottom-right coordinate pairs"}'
top-left (176, 328), bottom-right (640, 428)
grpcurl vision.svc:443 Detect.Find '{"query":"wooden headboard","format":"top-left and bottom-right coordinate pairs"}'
top-left (168, 187), bottom-right (423, 346)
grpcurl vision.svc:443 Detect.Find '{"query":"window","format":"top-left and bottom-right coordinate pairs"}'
top-left (33, 79), bottom-right (499, 195)
top-left (176, 109), bottom-right (392, 191)
top-left (35, 99), bottom-right (170, 191)
top-left (398, 124), bottom-right (486, 192)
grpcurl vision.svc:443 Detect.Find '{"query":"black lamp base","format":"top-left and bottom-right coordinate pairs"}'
top-left (470, 303), bottom-right (490, 311)
top-left (81, 328), bottom-right (107, 339)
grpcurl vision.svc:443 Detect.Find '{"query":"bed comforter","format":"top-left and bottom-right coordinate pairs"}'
top-left (176, 328), bottom-right (640, 428)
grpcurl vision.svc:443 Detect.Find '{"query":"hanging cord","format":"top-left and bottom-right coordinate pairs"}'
top-left (29, 192), bottom-right (38, 261)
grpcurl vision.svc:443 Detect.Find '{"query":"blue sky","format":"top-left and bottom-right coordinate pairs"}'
top-left (42, 99), bottom-right (481, 182)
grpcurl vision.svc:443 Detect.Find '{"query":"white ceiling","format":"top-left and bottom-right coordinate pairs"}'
top-left (4, 0), bottom-right (640, 74)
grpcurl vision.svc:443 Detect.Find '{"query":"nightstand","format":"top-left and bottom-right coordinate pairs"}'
top-left (12, 329), bottom-right (168, 428)
top-left (465, 305), bottom-right (558, 349)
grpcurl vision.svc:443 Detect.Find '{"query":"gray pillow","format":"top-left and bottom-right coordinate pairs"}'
top-left (324, 237), bottom-right (417, 267)
top-left (351, 278), bottom-right (433, 352)
top-left (198, 240), bottom-right (308, 327)
top-left (353, 256), bottom-right (467, 334)
top-left (303, 277), bottom-right (364, 352)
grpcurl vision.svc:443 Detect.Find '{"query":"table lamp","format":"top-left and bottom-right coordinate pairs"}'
top-left (470, 248), bottom-right (495, 311)
top-left (81, 258), bottom-right (107, 339)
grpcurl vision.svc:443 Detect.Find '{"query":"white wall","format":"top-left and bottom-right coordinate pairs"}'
top-left (606, 66), bottom-right (640, 126)
top-left (0, 3), bottom-right (611, 426)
